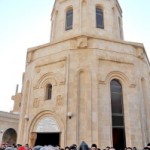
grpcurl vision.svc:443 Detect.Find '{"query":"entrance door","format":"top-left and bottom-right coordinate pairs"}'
top-left (113, 128), bottom-right (126, 150)
top-left (35, 133), bottom-right (60, 146)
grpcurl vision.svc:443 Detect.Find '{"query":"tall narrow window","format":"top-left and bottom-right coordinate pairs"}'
top-left (110, 79), bottom-right (126, 150)
top-left (118, 17), bottom-right (123, 39)
top-left (66, 8), bottom-right (73, 30)
top-left (96, 7), bottom-right (104, 29)
top-left (46, 84), bottom-right (52, 100)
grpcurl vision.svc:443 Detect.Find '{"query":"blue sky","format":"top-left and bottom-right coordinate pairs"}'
top-left (0, 0), bottom-right (149, 112)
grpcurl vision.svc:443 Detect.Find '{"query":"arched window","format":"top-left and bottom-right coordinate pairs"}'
top-left (96, 7), bottom-right (104, 29)
top-left (110, 79), bottom-right (126, 149)
top-left (65, 8), bottom-right (73, 30)
top-left (46, 84), bottom-right (52, 100)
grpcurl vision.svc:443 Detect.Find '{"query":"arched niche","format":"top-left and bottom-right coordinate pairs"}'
top-left (2, 128), bottom-right (17, 144)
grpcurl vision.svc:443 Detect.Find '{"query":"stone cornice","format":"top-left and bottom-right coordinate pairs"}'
top-left (115, 0), bottom-right (122, 15)
top-left (27, 34), bottom-right (144, 53)
top-left (0, 111), bottom-right (19, 119)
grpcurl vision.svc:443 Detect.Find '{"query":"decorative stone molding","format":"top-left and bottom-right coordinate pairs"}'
top-left (27, 52), bottom-right (33, 63)
top-left (34, 63), bottom-right (66, 88)
top-left (33, 58), bottom-right (67, 87)
top-left (99, 71), bottom-right (136, 88)
top-left (29, 132), bottom-right (37, 148)
top-left (35, 57), bottom-right (67, 68)
top-left (40, 77), bottom-right (57, 88)
top-left (76, 37), bottom-right (88, 48)
top-left (34, 73), bottom-right (57, 89)
top-left (30, 132), bottom-right (37, 140)
top-left (98, 56), bottom-right (133, 65)
top-left (33, 99), bottom-right (40, 108)
top-left (70, 37), bottom-right (88, 49)
top-left (136, 48), bottom-right (145, 60)
top-left (56, 95), bottom-right (63, 106)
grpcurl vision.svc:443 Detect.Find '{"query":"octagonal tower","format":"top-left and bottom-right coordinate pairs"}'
top-left (50, 0), bottom-right (123, 42)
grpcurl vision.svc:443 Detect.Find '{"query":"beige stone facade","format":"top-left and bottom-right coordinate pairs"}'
top-left (13, 0), bottom-right (150, 149)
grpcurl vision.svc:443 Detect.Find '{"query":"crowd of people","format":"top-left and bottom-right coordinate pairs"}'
top-left (0, 144), bottom-right (30, 150)
top-left (0, 142), bottom-right (150, 150)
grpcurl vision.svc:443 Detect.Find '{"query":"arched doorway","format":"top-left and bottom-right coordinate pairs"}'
top-left (32, 117), bottom-right (61, 147)
top-left (2, 128), bottom-right (17, 144)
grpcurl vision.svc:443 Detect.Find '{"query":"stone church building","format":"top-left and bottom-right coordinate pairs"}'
top-left (2, 0), bottom-right (150, 149)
